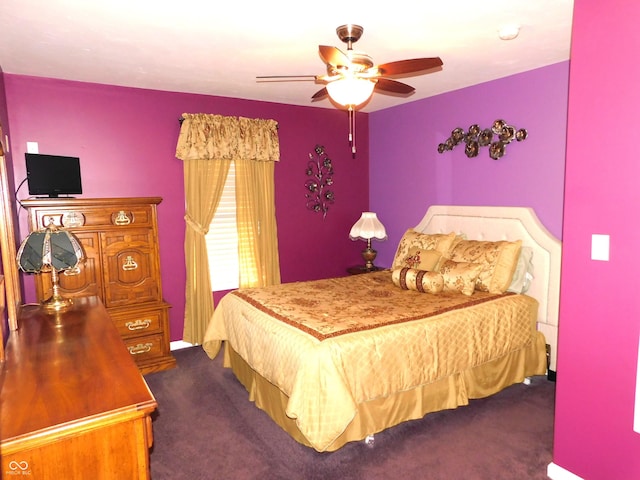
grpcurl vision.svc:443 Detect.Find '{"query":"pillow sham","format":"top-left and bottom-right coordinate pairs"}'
top-left (438, 259), bottom-right (483, 296)
top-left (449, 233), bottom-right (467, 252)
top-left (392, 267), bottom-right (445, 294)
top-left (399, 247), bottom-right (443, 271)
top-left (507, 246), bottom-right (534, 294)
top-left (392, 230), bottom-right (457, 269)
top-left (447, 239), bottom-right (522, 294)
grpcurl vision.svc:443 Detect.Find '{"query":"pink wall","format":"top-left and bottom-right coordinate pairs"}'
top-left (3, 75), bottom-right (368, 341)
top-left (368, 62), bottom-right (569, 268)
top-left (553, 1), bottom-right (640, 478)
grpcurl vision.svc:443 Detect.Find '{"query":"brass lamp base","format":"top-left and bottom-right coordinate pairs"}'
top-left (42, 295), bottom-right (73, 315)
top-left (361, 241), bottom-right (378, 269)
top-left (42, 268), bottom-right (73, 316)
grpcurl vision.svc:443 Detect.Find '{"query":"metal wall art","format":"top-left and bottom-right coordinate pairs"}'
top-left (305, 145), bottom-right (334, 218)
top-left (437, 119), bottom-right (528, 160)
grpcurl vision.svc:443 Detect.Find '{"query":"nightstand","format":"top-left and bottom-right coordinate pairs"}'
top-left (347, 265), bottom-right (382, 275)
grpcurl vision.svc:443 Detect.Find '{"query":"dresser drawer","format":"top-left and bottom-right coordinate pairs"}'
top-left (110, 307), bottom-right (164, 338)
top-left (123, 334), bottom-right (165, 361)
top-left (33, 204), bottom-right (155, 231)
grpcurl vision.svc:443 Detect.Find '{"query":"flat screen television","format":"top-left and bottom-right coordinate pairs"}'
top-left (25, 153), bottom-right (82, 198)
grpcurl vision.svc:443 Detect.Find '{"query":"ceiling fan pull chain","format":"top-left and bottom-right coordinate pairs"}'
top-left (349, 106), bottom-right (357, 156)
top-left (353, 108), bottom-right (357, 156)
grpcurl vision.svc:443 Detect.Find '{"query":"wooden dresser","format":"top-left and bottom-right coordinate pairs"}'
top-left (0, 296), bottom-right (157, 478)
top-left (22, 197), bottom-right (176, 374)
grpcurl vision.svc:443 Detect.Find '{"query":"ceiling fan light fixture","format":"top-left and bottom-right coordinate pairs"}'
top-left (498, 24), bottom-right (520, 40)
top-left (326, 77), bottom-right (375, 107)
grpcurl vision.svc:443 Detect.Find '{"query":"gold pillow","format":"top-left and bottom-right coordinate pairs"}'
top-left (399, 247), bottom-right (443, 271)
top-left (438, 259), bottom-right (483, 296)
top-left (392, 267), bottom-right (445, 294)
top-left (392, 230), bottom-right (457, 269)
top-left (448, 239), bottom-right (522, 294)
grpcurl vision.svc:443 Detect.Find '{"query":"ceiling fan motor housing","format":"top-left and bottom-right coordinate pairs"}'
top-left (336, 24), bottom-right (364, 49)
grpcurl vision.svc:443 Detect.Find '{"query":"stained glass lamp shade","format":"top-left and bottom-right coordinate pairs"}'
top-left (17, 223), bottom-right (84, 313)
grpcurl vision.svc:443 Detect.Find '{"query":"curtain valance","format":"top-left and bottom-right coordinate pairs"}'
top-left (176, 113), bottom-right (280, 162)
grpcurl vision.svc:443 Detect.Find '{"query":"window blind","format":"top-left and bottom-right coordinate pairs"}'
top-left (205, 162), bottom-right (239, 291)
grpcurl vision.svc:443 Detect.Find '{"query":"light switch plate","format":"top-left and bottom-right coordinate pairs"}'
top-left (591, 234), bottom-right (610, 261)
top-left (26, 141), bottom-right (38, 154)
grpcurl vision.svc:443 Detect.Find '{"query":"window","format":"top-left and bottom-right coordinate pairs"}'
top-left (205, 162), bottom-right (239, 291)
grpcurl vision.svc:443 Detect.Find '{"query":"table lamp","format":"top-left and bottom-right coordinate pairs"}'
top-left (349, 212), bottom-right (387, 269)
top-left (16, 221), bottom-right (84, 314)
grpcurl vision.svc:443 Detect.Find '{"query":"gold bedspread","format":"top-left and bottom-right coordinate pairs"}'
top-left (202, 270), bottom-right (541, 452)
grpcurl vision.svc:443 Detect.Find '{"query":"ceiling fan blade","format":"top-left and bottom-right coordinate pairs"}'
top-left (311, 87), bottom-right (328, 100)
top-left (319, 45), bottom-right (349, 67)
top-left (256, 75), bottom-right (317, 80)
top-left (377, 57), bottom-right (443, 77)
top-left (374, 78), bottom-right (415, 95)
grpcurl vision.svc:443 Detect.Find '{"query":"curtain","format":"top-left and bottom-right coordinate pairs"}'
top-left (176, 113), bottom-right (280, 345)
top-left (236, 159), bottom-right (281, 288)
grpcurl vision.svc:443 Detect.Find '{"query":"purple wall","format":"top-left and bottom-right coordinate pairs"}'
top-left (369, 62), bottom-right (569, 268)
top-left (553, 1), bottom-right (640, 478)
top-left (0, 68), bottom-right (17, 227)
top-left (3, 75), bottom-right (368, 341)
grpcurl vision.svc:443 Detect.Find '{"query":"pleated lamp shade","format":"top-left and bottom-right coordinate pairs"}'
top-left (349, 212), bottom-right (387, 241)
top-left (349, 212), bottom-right (387, 269)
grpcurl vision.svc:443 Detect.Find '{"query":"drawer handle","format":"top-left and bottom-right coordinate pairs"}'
top-left (126, 319), bottom-right (151, 331)
top-left (42, 214), bottom-right (63, 227)
top-left (128, 342), bottom-right (153, 355)
top-left (63, 266), bottom-right (81, 276)
top-left (114, 210), bottom-right (131, 226)
top-left (122, 255), bottom-right (138, 271)
top-left (62, 211), bottom-right (85, 228)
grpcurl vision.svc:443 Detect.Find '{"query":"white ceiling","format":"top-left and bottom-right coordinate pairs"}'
top-left (0, 0), bottom-right (574, 113)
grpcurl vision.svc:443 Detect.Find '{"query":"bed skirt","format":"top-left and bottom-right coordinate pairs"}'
top-left (223, 331), bottom-right (548, 452)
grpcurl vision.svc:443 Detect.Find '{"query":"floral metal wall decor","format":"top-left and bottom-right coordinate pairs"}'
top-left (305, 145), bottom-right (334, 218)
top-left (437, 119), bottom-right (528, 160)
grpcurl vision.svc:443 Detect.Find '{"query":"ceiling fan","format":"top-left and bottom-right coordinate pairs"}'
top-left (257, 24), bottom-right (443, 155)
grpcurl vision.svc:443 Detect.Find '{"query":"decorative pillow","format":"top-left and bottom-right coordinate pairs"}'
top-left (392, 230), bottom-right (457, 269)
top-left (392, 267), bottom-right (445, 294)
top-left (399, 247), bottom-right (443, 271)
top-left (447, 239), bottom-right (522, 294)
top-left (438, 259), bottom-right (483, 296)
top-left (449, 233), bottom-right (467, 252)
top-left (507, 246), bottom-right (534, 294)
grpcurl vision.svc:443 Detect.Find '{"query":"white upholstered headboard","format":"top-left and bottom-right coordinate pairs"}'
top-left (414, 205), bottom-right (562, 372)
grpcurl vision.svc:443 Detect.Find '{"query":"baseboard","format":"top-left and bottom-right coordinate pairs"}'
top-left (170, 340), bottom-right (196, 351)
top-left (547, 462), bottom-right (584, 480)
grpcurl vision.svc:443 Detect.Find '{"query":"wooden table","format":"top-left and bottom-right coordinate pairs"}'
top-left (346, 265), bottom-right (383, 275)
top-left (0, 296), bottom-right (157, 479)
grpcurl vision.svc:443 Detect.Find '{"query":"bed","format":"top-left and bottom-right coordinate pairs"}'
top-left (202, 205), bottom-right (561, 452)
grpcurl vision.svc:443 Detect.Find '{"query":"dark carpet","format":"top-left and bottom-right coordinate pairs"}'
top-left (144, 347), bottom-right (555, 480)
